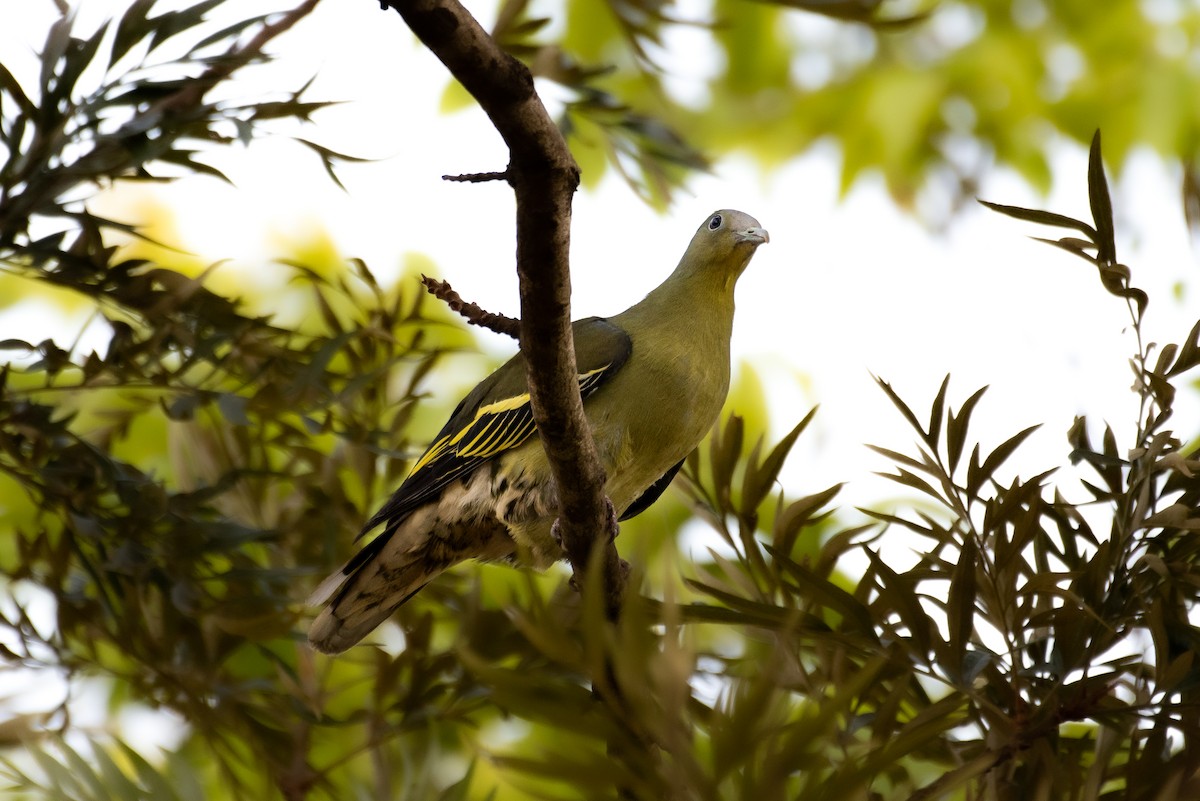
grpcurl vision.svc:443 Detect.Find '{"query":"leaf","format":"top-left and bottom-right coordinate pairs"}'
top-left (866, 549), bottom-right (932, 657)
top-left (927, 374), bottom-right (949, 451)
top-left (147, 0), bottom-right (226, 54)
top-left (874, 375), bottom-right (926, 441)
top-left (865, 443), bottom-right (930, 475)
top-left (1088, 130), bottom-right (1117, 265)
top-left (39, 15), bottom-right (74, 98)
top-left (741, 407), bottom-right (815, 511)
top-left (1167, 318), bottom-right (1200, 377)
top-left (710, 414), bottom-right (744, 508)
top-left (977, 199), bottom-right (1098, 239)
top-left (1031, 235), bottom-right (1099, 265)
top-left (766, 545), bottom-right (877, 635)
top-left (967, 424), bottom-right (1040, 497)
top-left (294, 138), bottom-right (371, 192)
top-left (947, 536), bottom-right (977, 674)
top-left (189, 14), bottom-right (271, 54)
top-left (772, 483), bottom-right (842, 553)
top-left (108, 0), bottom-right (153, 66)
top-left (879, 467), bottom-right (947, 504)
top-left (437, 762), bottom-right (481, 801)
top-left (50, 26), bottom-right (109, 107)
top-left (0, 61), bottom-right (36, 119)
top-left (947, 385), bottom-right (987, 472)
top-left (685, 578), bottom-right (825, 631)
top-left (216, 393), bottom-right (249, 425)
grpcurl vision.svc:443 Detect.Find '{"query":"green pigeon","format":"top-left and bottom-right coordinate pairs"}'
top-left (308, 209), bottom-right (769, 653)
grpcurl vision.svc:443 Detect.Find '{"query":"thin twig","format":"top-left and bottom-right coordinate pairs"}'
top-left (442, 170), bottom-right (510, 183)
top-left (419, 275), bottom-right (521, 339)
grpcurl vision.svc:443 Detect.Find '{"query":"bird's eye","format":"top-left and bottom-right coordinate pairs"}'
top-left (708, 214), bottom-right (722, 230)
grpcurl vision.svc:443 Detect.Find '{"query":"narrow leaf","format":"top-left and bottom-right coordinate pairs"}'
top-left (947, 536), bottom-right (977, 675)
top-left (0, 62), bottom-right (36, 118)
top-left (928, 374), bottom-right (949, 450)
top-left (978, 199), bottom-right (1098, 239)
top-left (969, 424), bottom-right (1040, 495)
top-left (1168, 318), bottom-right (1200, 376)
top-left (1088, 130), bottom-right (1117, 264)
top-left (875, 375), bottom-right (925, 439)
top-left (947, 385), bottom-right (987, 472)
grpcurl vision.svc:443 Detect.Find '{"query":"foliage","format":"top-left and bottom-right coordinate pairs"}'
top-left (464, 0), bottom-right (1200, 212)
top-left (3, 3), bottom-right (1200, 801)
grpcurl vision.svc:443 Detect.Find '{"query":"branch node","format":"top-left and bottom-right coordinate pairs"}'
top-left (419, 275), bottom-right (521, 339)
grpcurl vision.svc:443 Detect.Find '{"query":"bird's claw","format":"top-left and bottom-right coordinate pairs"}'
top-left (568, 558), bottom-right (630, 593)
top-left (550, 498), bottom-right (620, 552)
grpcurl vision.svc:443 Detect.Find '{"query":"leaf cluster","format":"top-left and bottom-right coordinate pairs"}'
top-left (462, 0), bottom-right (905, 206)
top-left (4, 3), bottom-right (1200, 800)
top-left (0, 0), bottom-right (346, 253)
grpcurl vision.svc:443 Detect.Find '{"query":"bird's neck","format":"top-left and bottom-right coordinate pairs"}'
top-left (616, 258), bottom-right (739, 352)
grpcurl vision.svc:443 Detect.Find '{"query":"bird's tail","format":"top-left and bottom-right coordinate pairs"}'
top-left (306, 522), bottom-right (447, 655)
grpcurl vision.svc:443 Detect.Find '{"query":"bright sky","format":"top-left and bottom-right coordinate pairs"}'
top-left (8, 0), bottom-right (1198, 508)
top-left (4, 0), bottom-right (1200, 757)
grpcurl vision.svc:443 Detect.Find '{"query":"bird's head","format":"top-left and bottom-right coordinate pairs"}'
top-left (681, 209), bottom-right (769, 283)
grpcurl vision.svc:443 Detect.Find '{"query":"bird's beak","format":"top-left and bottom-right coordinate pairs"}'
top-left (737, 227), bottom-right (770, 246)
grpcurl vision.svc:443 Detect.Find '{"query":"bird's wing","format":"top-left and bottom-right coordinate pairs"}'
top-left (618, 458), bottom-right (685, 521)
top-left (358, 317), bottom-right (633, 538)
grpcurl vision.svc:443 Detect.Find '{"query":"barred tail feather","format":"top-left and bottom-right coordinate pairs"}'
top-left (307, 567), bottom-right (431, 655)
top-left (307, 512), bottom-right (446, 655)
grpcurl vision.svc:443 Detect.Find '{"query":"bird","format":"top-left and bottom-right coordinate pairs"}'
top-left (308, 209), bottom-right (769, 654)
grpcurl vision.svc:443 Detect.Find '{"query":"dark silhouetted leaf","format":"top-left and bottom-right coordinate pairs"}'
top-left (978, 199), bottom-right (1098, 239)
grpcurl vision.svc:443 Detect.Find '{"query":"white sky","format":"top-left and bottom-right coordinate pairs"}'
top-left (7, 0), bottom-right (1197, 506)
top-left (4, 0), bottom-right (1200, 757)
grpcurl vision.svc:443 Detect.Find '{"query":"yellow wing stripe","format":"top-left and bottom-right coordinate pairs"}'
top-left (478, 391), bottom-right (532, 415)
top-left (463, 418), bottom-right (533, 459)
top-left (409, 432), bottom-right (459, 475)
top-left (407, 365), bottom-right (612, 477)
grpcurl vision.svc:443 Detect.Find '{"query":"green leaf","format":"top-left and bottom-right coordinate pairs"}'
top-left (772, 483), bottom-right (842, 554)
top-left (741, 407), bottom-right (815, 511)
top-left (216, 392), bottom-right (249, 425)
top-left (767, 546), bottom-right (877, 636)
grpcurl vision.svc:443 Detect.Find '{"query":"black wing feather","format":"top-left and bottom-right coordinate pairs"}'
top-left (360, 318), bottom-right (632, 538)
top-left (619, 458), bottom-right (685, 521)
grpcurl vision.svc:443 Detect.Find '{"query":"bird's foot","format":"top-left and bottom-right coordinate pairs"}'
top-left (550, 497), bottom-right (620, 552)
top-left (568, 558), bottom-right (631, 593)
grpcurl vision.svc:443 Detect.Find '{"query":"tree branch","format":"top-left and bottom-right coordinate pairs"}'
top-left (419, 275), bottom-right (520, 339)
top-left (378, 0), bottom-right (626, 613)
